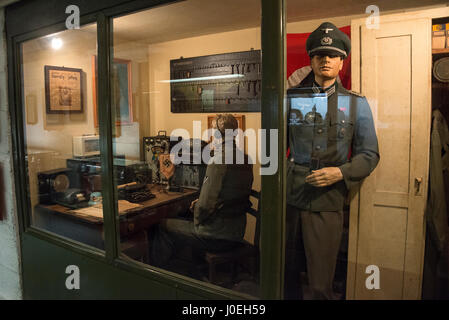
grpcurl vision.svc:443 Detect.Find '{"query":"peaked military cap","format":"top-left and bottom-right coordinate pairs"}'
top-left (306, 22), bottom-right (351, 58)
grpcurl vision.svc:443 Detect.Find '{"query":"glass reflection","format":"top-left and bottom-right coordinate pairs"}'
top-left (112, 0), bottom-right (262, 297)
top-left (20, 24), bottom-right (105, 249)
top-left (286, 0), bottom-right (449, 300)
top-left (285, 21), bottom-right (379, 300)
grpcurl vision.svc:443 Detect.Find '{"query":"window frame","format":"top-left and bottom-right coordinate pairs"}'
top-left (7, 0), bottom-right (286, 299)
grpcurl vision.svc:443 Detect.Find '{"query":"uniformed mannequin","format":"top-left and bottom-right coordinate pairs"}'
top-left (149, 114), bottom-right (253, 273)
top-left (285, 22), bottom-right (380, 299)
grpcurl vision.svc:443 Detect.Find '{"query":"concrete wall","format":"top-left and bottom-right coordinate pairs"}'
top-left (0, 7), bottom-right (22, 300)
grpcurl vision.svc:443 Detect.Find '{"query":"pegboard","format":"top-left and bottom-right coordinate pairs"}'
top-left (170, 50), bottom-right (261, 113)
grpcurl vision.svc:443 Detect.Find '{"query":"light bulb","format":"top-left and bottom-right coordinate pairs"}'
top-left (51, 38), bottom-right (63, 50)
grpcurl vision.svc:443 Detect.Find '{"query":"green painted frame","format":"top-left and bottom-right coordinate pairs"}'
top-left (260, 0), bottom-right (286, 299)
top-left (6, 0), bottom-right (286, 299)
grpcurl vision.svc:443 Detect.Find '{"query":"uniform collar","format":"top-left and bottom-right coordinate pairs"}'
top-left (312, 80), bottom-right (337, 97)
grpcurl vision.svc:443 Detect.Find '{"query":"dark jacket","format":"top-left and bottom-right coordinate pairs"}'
top-left (427, 109), bottom-right (449, 252)
top-left (286, 71), bottom-right (379, 211)
top-left (194, 141), bottom-right (253, 241)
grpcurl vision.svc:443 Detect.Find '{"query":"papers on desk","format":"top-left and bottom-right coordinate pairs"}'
top-left (117, 200), bottom-right (144, 213)
top-left (70, 200), bottom-right (144, 218)
top-left (71, 206), bottom-right (103, 218)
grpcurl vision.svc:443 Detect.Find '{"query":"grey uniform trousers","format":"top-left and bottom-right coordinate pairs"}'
top-left (284, 204), bottom-right (344, 300)
top-left (149, 217), bottom-right (238, 270)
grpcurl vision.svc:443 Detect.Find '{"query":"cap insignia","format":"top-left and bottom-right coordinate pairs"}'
top-left (321, 37), bottom-right (333, 46)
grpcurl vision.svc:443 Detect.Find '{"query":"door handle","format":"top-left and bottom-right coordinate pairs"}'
top-left (415, 177), bottom-right (423, 196)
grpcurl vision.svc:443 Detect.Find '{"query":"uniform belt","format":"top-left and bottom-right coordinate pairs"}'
top-left (289, 157), bottom-right (343, 170)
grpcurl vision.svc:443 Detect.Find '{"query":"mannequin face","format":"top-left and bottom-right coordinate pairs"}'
top-left (310, 53), bottom-right (344, 84)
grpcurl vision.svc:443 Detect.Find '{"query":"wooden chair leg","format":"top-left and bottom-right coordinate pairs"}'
top-left (209, 262), bottom-right (217, 284)
top-left (231, 262), bottom-right (238, 282)
top-left (142, 231), bottom-right (149, 264)
top-left (249, 255), bottom-right (257, 280)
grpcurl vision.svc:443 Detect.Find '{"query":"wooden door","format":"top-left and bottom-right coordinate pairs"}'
top-left (349, 18), bottom-right (431, 299)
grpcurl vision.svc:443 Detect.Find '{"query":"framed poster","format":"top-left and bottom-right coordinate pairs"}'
top-left (44, 65), bottom-right (83, 114)
top-left (92, 56), bottom-right (133, 127)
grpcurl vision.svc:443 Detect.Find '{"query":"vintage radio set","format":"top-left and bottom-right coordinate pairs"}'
top-left (143, 131), bottom-right (182, 184)
top-left (170, 139), bottom-right (208, 190)
top-left (37, 168), bottom-right (88, 208)
top-left (38, 157), bottom-right (152, 207)
top-left (114, 159), bottom-right (152, 186)
top-left (172, 164), bottom-right (206, 190)
top-left (66, 157), bottom-right (152, 191)
top-left (72, 135), bottom-right (100, 158)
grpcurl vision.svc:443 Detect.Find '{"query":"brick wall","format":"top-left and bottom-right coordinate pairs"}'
top-left (0, 7), bottom-right (22, 300)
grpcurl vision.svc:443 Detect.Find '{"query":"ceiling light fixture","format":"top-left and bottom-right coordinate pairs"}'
top-left (51, 38), bottom-right (63, 50)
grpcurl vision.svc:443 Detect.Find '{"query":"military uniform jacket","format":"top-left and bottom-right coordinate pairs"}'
top-left (287, 71), bottom-right (379, 212)
top-left (194, 142), bottom-right (253, 241)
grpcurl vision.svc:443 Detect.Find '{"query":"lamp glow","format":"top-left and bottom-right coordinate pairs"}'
top-left (51, 38), bottom-right (63, 50)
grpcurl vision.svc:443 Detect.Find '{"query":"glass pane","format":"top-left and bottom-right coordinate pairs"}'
top-left (112, 0), bottom-right (262, 296)
top-left (285, 0), bottom-right (449, 300)
top-left (21, 24), bottom-right (105, 249)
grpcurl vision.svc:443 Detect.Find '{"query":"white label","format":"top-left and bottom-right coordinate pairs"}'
top-left (65, 265), bottom-right (80, 290)
top-left (366, 5), bottom-right (380, 30)
top-left (65, 5), bottom-right (80, 30)
top-left (365, 265), bottom-right (380, 290)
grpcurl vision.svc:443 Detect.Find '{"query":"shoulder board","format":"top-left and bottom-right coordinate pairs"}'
top-left (350, 90), bottom-right (365, 97)
top-left (339, 86), bottom-right (365, 98)
top-left (346, 89), bottom-right (365, 98)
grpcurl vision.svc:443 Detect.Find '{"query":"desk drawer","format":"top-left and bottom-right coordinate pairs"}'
top-left (121, 209), bottom-right (157, 236)
top-left (120, 196), bottom-right (194, 237)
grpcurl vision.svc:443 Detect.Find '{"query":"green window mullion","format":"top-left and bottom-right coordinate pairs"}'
top-left (10, 36), bottom-right (29, 235)
top-left (260, 0), bottom-right (286, 300)
top-left (97, 13), bottom-right (120, 263)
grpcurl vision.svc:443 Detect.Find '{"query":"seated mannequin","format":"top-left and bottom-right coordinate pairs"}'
top-left (148, 114), bottom-right (253, 274)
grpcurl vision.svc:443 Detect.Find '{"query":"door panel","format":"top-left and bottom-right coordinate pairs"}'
top-left (354, 19), bottom-right (431, 299)
top-left (376, 36), bottom-right (411, 194)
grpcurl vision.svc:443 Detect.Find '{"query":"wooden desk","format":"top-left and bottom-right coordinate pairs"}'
top-left (34, 185), bottom-right (198, 251)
